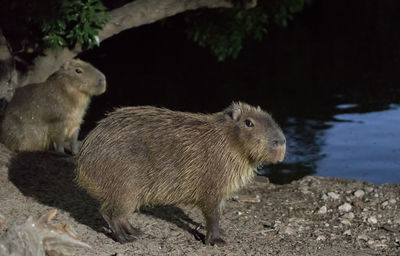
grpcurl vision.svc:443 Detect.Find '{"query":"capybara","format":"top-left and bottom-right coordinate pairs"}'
top-left (0, 59), bottom-right (106, 154)
top-left (75, 102), bottom-right (286, 244)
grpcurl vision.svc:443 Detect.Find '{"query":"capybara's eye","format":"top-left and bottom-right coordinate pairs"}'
top-left (75, 68), bottom-right (82, 74)
top-left (245, 119), bottom-right (254, 127)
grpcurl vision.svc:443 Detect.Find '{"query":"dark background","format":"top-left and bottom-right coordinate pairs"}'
top-left (79, 0), bottom-right (400, 184)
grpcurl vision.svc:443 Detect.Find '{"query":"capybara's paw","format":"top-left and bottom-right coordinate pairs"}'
top-left (205, 232), bottom-right (226, 246)
top-left (114, 230), bottom-right (141, 244)
top-left (208, 237), bottom-right (226, 246)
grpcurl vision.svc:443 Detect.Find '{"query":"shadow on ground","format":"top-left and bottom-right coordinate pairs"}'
top-left (7, 151), bottom-right (203, 241)
top-left (141, 205), bottom-right (205, 242)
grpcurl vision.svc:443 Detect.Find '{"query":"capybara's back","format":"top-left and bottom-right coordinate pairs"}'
top-left (0, 59), bottom-right (106, 154)
top-left (76, 103), bottom-right (286, 244)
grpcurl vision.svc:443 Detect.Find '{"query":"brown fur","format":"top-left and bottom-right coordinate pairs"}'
top-left (75, 102), bottom-right (286, 244)
top-left (0, 59), bottom-right (106, 154)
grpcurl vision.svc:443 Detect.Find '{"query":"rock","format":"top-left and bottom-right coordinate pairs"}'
top-left (357, 234), bottom-right (369, 241)
top-left (343, 230), bottom-right (351, 236)
top-left (367, 240), bottom-right (376, 249)
top-left (352, 200), bottom-right (364, 208)
top-left (233, 194), bottom-right (261, 203)
top-left (381, 201), bottom-right (389, 208)
top-left (316, 235), bottom-right (326, 241)
top-left (328, 192), bottom-right (340, 200)
top-left (282, 226), bottom-right (296, 235)
top-left (341, 212), bottom-right (354, 220)
top-left (389, 198), bottom-right (396, 204)
top-left (318, 206), bottom-right (327, 214)
top-left (365, 187), bottom-right (374, 193)
top-left (273, 220), bottom-right (282, 227)
top-left (368, 216), bottom-right (378, 224)
top-left (338, 203), bottom-right (352, 212)
top-left (321, 194), bottom-right (329, 201)
top-left (354, 190), bottom-right (365, 198)
top-left (382, 224), bottom-right (396, 233)
top-left (341, 219), bottom-right (351, 226)
top-left (300, 187), bottom-right (310, 194)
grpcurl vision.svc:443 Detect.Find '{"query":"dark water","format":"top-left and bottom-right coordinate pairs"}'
top-left (80, 0), bottom-right (400, 184)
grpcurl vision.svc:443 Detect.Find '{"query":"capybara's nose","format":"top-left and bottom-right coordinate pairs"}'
top-left (271, 137), bottom-right (286, 162)
top-left (277, 143), bottom-right (286, 161)
top-left (99, 78), bottom-right (106, 86)
top-left (272, 137), bottom-right (286, 148)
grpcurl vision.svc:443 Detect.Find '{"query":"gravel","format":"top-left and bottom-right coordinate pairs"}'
top-left (0, 145), bottom-right (399, 256)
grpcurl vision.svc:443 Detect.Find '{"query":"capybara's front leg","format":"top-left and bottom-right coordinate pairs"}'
top-left (70, 129), bottom-right (79, 155)
top-left (203, 207), bottom-right (226, 246)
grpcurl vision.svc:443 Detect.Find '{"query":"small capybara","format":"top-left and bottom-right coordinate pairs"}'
top-left (75, 102), bottom-right (286, 244)
top-left (0, 59), bottom-right (106, 154)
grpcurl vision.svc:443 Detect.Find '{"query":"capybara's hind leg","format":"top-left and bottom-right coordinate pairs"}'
top-left (102, 213), bottom-right (142, 243)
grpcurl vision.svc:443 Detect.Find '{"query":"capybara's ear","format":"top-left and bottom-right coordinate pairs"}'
top-left (228, 102), bottom-right (242, 121)
top-left (225, 102), bottom-right (242, 121)
top-left (62, 61), bottom-right (71, 70)
top-left (231, 107), bottom-right (241, 121)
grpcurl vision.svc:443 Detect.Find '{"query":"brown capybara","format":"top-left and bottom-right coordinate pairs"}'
top-left (75, 102), bottom-right (286, 245)
top-left (0, 59), bottom-right (106, 154)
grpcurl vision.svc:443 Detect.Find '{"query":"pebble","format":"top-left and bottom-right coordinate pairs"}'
top-left (394, 216), bottom-right (400, 225)
top-left (318, 206), bottom-right (327, 214)
top-left (282, 226), bottom-right (296, 235)
top-left (321, 194), bottom-right (329, 201)
top-left (338, 203), bottom-right (352, 212)
top-left (367, 240), bottom-right (376, 249)
top-left (237, 211), bottom-right (243, 216)
top-left (328, 192), bottom-right (340, 200)
top-left (368, 216), bottom-right (378, 224)
top-left (0, 213), bottom-right (5, 227)
top-left (343, 229), bottom-right (352, 236)
top-left (316, 235), bottom-right (326, 241)
top-left (357, 234), bottom-right (369, 241)
top-left (342, 212), bottom-right (355, 220)
top-left (365, 187), bottom-right (374, 193)
top-left (341, 219), bottom-right (351, 226)
top-left (354, 190), bottom-right (365, 198)
top-left (389, 198), bottom-right (396, 204)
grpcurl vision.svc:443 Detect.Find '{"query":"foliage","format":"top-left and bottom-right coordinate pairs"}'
top-left (0, 0), bottom-right (310, 61)
top-left (2, 0), bottom-right (109, 50)
top-left (186, 0), bottom-right (312, 61)
top-left (186, 8), bottom-right (269, 62)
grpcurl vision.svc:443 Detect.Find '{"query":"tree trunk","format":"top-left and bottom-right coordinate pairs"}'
top-left (5, 0), bottom-right (256, 95)
top-left (0, 29), bottom-right (16, 102)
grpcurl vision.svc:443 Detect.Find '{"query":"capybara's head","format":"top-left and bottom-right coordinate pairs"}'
top-left (224, 102), bottom-right (286, 165)
top-left (60, 59), bottom-right (106, 95)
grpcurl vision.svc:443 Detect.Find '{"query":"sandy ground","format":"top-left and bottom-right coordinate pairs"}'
top-left (0, 144), bottom-right (399, 255)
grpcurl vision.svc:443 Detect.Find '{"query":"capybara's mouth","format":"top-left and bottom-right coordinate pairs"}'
top-left (96, 82), bottom-right (107, 94)
top-left (273, 144), bottom-right (286, 163)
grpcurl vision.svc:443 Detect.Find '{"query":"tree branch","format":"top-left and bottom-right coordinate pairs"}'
top-left (99, 0), bottom-right (257, 41)
top-left (20, 0), bottom-right (257, 86)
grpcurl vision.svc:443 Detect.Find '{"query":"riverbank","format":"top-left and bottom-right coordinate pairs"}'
top-left (0, 146), bottom-right (399, 255)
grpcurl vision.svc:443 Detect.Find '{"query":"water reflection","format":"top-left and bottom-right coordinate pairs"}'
top-left (317, 104), bottom-right (400, 184)
top-left (263, 104), bottom-right (400, 184)
top-left (260, 118), bottom-right (326, 184)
